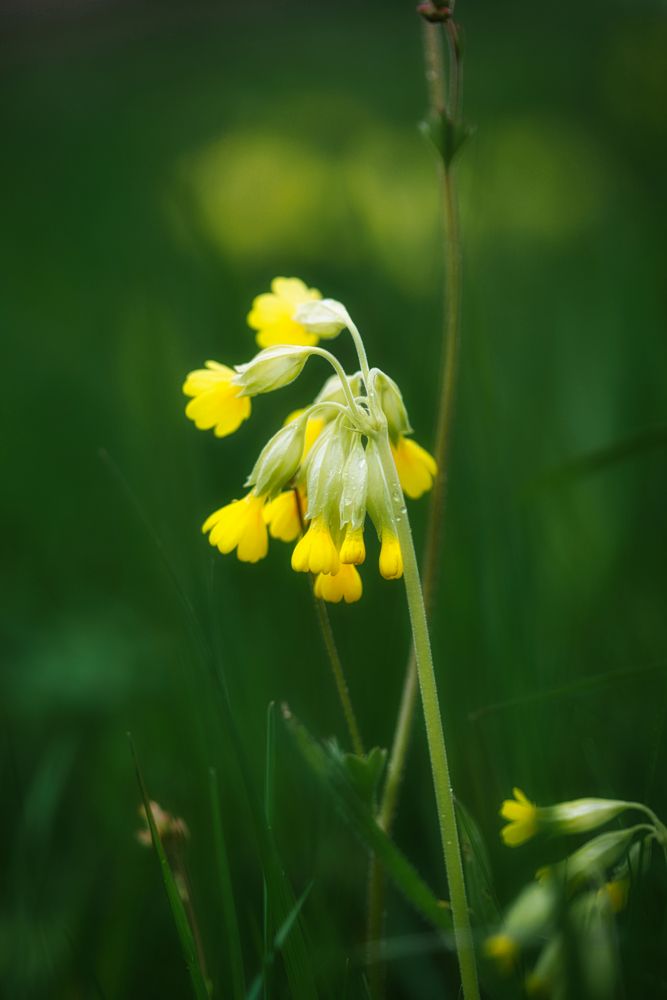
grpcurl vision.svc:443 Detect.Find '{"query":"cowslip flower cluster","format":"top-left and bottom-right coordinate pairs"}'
top-left (182, 277), bottom-right (437, 604)
top-left (488, 787), bottom-right (667, 996)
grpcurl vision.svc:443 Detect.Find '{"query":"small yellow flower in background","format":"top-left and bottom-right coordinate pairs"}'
top-left (391, 436), bottom-right (437, 500)
top-left (263, 490), bottom-right (302, 542)
top-left (483, 933), bottom-right (519, 975)
top-left (247, 277), bottom-right (322, 348)
top-left (203, 493), bottom-right (268, 563)
top-left (501, 788), bottom-right (539, 846)
top-left (600, 878), bottom-right (629, 914)
top-left (379, 532), bottom-right (403, 580)
top-left (291, 516), bottom-right (340, 576)
top-left (314, 564), bottom-right (363, 604)
top-left (183, 360), bottom-right (251, 437)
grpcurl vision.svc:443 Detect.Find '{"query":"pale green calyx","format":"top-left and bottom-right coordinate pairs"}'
top-left (294, 298), bottom-right (351, 338)
top-left (539, 827), bottom-right (640, 890)
top-left (339, 434), bottom-right (368, 531)
top-left (246, 411), bottom-right (308, 497)
top-left (234, 345), bottom-right (311, 396)
top-left (548, 798), bottom-right (632, 836)
top-left (372, 370), bottom-right (413, 441)
top-left (304, 419), bottom-right (348, 524)
top-left (365, 438), bottom-right (398, 539)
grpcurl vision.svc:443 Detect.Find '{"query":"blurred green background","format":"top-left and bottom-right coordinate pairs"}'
top-left (3, 0), bottom-right (667, 996)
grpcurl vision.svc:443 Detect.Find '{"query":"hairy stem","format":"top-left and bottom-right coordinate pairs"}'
top-left (367, 19), bottom-right (464, 991)
top-left (376, 429), bottom-right (479, 1000)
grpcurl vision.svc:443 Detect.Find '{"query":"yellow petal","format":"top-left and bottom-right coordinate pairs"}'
top-left (379, 533), bottom-right (403, 580)
top-left (314, 564), bottom-right (362, 604)
top-left (340, 527), bottom-right (366, 565)
top-left (391, 436), bottom-right (437, 500)
top-left (263, 491), bottom-right (302, 542)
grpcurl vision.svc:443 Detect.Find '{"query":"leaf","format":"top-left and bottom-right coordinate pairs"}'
top-left (455, 798), bottom-right (500, 929)
top-left (246, 884), bottom-right (313, 1000)
top-left (282, 707), bottom-right (452, 932)
top-left (129, 734), bottom-right (210, 1000)
top-left (419, 111), bottom-right (474, 167)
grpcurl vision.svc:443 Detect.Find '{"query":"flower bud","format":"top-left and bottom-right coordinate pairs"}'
top-left (315, 371), bottom-right (363, 407)
top-left (293, 298), bottom-right (350, 338)
top-left (548, 798), bottom-right (631, 836)
top-left (374, 371), bottom-right (412, 441)
top-left (485, 882), bottom-right (557, 973)
top-left (246, 412), bottom-right (308, 498)
top-left (233, 345), bottom-right (311, 396)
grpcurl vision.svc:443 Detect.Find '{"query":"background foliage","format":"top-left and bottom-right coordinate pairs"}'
top-left (3, 0), bottom-right (666, 995)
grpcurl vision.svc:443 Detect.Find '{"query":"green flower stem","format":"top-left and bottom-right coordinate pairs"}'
top-left (375, 428), bottom-right (480, 1000)
top-left (312, 591), bottom-right (365, 758)
top-left (310, 346), bottom-right (368, 426)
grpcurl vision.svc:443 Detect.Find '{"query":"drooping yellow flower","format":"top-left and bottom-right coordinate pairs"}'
top-left (340, 527), bottom-right (366, 566)
top-left (391, 436), bottom-right (437, 500)
top-left (183, 360), bottom-right (251, 437)
top-left (203, 493), bottom-right (268, 563)
top-left (263, 490), bottom-right (302, 542)
top-left (600, 878), bottom-right (629, 914)
top-left (379, 532), bottom-right (403, 580)
top-left (501, 788), bottom-right (539, 847)
top-left (314, 564), bottom-right (363, 604)
top-left (247, 277), bottom-right (322, 348)
top-left (291, 516), bottom-right (340, 575)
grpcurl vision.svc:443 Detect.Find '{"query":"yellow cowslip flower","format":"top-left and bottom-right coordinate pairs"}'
top-left (247, 277), bottom-right (322, 348)
top-left (183, 360), bottom-right (251, 437)
top-left (291, 516), bottom-right (340, 575)
top-left (391, 436), bottom-right (437, 500)
top-left (501, 788), bottom-right (539, 846)
top-left (314, 564), bottom-right (362, 604)
top-left (483, 934), bottom-right (519, 975)
top-left (340, 527), bottom-right (366, 566)
top-left (263, 490), bottom-right (302, 542)
top-left (203, 493), bottom-right (268, 563)
top-left (379, 532), bottom-right (403, 580)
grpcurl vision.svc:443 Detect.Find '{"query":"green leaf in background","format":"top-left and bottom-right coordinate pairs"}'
top-left (282, 706), bottom-right (452, 933)
top-left (209, 767), bottom-right (246, 1000)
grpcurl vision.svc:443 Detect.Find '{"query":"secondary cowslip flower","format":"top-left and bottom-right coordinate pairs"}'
top-left (247, 277), bottom-right (323, 348)
top-left (501, 788), bottom-right (634, 847)
top-left (501, 788), bottom-right (539, 846)
top-left (183, 361), bottom-right (251, 437)
top-left (184, 276), bottom-right (436, 602)
top-left (484, 882), bottom-right (556, 974)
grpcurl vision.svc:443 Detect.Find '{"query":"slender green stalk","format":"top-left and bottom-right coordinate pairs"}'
top-left (375, 430), bottom-right (479, 999)
top-left (312, 594), bottom-right (365, 757)
top-left (375, 431), bottom-right (479, 995)
top-left (367, 18), bottom-right (464, 991)
top-left (293, 489), bottom-right (365, 757)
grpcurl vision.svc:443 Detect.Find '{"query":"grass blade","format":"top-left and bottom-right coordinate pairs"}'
top-left (209, 767), bottom-right (246, 999)
top-left (128, 733), bottom-right (209, 1000)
